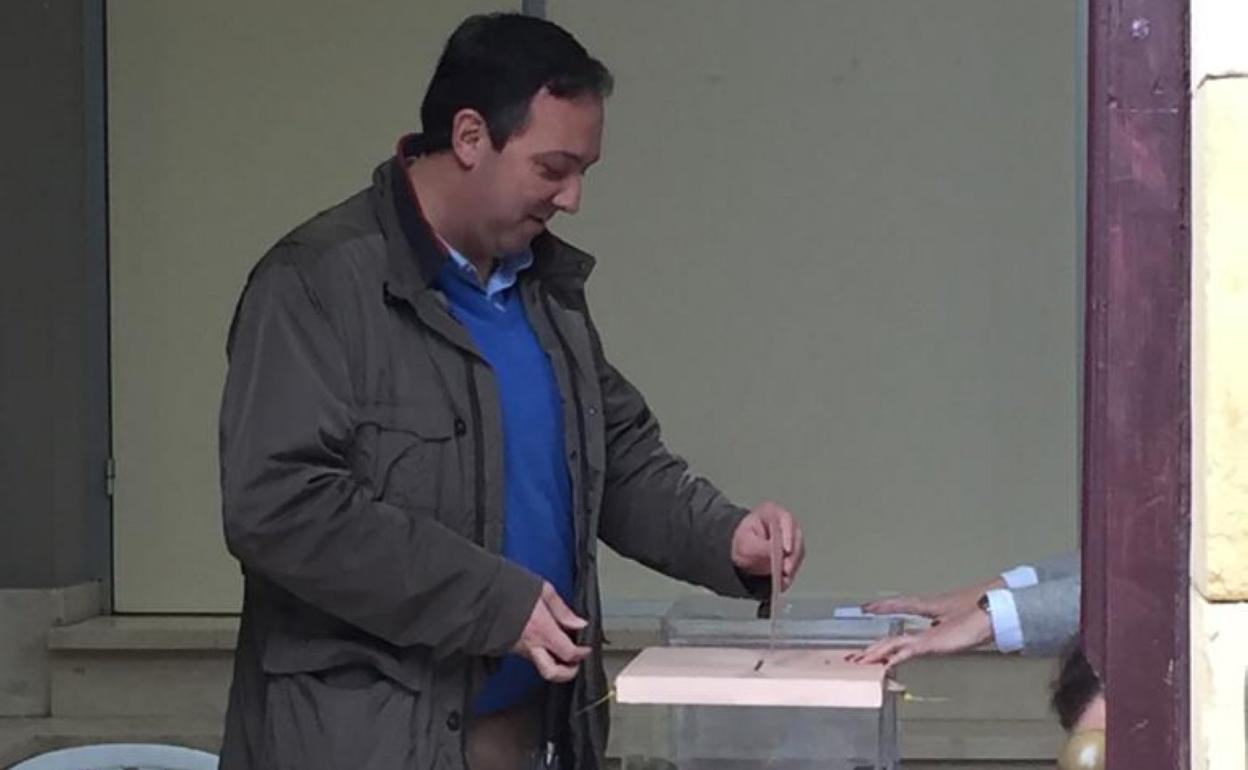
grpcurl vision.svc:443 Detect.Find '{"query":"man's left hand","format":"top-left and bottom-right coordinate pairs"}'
top-left (730, 501), bottom-right (805, 590)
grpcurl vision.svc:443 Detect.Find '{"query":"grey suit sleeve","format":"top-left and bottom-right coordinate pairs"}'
top-left (1013, 575), bottom-right (1080, 655)
top-left (1032, 551), bottom-right (1081, 582)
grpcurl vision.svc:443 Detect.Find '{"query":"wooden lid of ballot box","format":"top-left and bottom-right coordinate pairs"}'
top-left (614, 646), bottom-right (887, 709)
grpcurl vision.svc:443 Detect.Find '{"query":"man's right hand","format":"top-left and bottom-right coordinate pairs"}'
top-left (512, 582), bottom-right (590, 683)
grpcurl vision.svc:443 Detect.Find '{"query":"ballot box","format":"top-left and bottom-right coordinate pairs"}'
top-left (616, 596), bottom-right (905, 770)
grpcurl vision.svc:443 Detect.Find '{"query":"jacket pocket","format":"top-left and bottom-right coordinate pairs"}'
top-left (354, 403), bottom-right (460, 520)
top-left (261, 663), bottom-right (427, 770)
top-left (260, 632), bottom-right (429, 695)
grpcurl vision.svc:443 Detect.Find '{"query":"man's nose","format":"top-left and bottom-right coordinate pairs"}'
top-left (552, 175), bottom-right (583, 214)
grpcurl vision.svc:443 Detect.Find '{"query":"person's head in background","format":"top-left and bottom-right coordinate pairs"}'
top-left (415, 13), bottom-right (613, 263)
top-left (1052, 643), bottom-right (1106, 770)
top-left (1053, 643), bottom-right (1105, 732)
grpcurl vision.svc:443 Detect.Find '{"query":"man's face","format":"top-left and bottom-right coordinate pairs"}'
top-left (469, 88), bottom-right (604, 256)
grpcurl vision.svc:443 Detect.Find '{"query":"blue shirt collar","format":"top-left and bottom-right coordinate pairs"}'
top-left (440, 240), bottom-right (534, 306)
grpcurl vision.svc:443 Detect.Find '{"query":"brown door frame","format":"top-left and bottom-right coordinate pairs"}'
top-left (1082, 0), bottom-right (1190, 767)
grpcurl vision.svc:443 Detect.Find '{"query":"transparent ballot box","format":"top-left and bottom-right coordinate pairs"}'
top-left (616, 596), bottom-right (903, 770)
top-left (661, 595), bottom-right (909, 650)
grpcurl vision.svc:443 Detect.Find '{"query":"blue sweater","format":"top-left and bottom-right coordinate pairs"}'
top-left (437, 249), bottom-right (575, 715)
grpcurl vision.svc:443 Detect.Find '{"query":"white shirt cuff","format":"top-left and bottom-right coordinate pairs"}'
top-left (1000, 565), bottom-right (1039, 589)
top-left (985, 588), bottom-right (1025, 653)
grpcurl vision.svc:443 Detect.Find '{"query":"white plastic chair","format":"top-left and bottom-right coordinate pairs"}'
top-left (9, 744), bottom-right (218, 770)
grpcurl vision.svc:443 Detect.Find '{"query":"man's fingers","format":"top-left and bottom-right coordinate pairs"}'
top-left (543, 586), bottom-right (588, 631)
top-left (516, 586), bottom-right (588, 683)
top-left (785, 527), bottom-right (805, 582)
top-left (761, 504), bottom-right (794, 555)
top-left (530, 648), bottom-right (578, 683)
top-left (761, 505), bottom-right (802, 588)
top-left (533, 589), bottom-right (590, 663)
top-left (780, 512), bottom-right (794, 554)
top-left (545, 629), bottom-right (591, 666)
top-left (530, 647), bottom-right (557, 680)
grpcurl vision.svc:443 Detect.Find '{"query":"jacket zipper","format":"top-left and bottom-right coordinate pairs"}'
top-left (462, 357), bottom-right (487, 762)
top-left (540, 291), bottom-right (598, 769)
top-left (541, 292), bottom-right (591, 579)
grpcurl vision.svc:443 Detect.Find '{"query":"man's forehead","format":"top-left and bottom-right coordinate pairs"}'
top-left (528, 88), bottom-right (602, 122)
top-left (507, 96), bottom-right (603, 164)
top-left (531, 148), bottom-right (600, 167)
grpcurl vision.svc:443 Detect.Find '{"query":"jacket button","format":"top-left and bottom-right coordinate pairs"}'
top-left (454, 418), bottom-right (467, 436)
top-left (446, 710), bottom-right (461, 732)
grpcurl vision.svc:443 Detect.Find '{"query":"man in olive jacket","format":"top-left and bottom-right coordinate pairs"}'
top-left (218, 14), bottom-right (805, 770)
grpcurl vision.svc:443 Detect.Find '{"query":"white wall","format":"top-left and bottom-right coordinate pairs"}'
top-left (548, 0), bottom-right (1081, 600)
top-left (108, 0), bottom-right (1079, 611)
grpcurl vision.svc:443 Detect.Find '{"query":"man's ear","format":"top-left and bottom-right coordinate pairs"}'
top-left (450, 108), bottom-right (489, 168)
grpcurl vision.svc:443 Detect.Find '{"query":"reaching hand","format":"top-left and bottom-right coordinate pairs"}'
top-left (730, 501), bottom-right (806, 590)
top-left (845, 606), bottom-right (994, 669)
top-left (512, 582), bottom-right (590, 683)
top-left (863, 577), bottom-right (1005, 621)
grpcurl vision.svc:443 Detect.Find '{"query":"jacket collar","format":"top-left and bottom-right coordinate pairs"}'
top-left (372, 134), bottom-right (597, 300)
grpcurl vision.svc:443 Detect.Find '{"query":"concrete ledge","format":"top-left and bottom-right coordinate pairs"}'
top-left (48, 616), bottom-right (238, 652)
top-left (50, 651), bottom-right (234, 720)
top-left (0, 583), bottom-right (103, 717)
top-left (47, 584), bottom-right (104, 628)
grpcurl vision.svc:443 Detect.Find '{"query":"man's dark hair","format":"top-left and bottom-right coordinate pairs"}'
top-left (1051, 642), bottom-right (1103, 731)
top-left (420, 13), bottom-right (613, 152)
